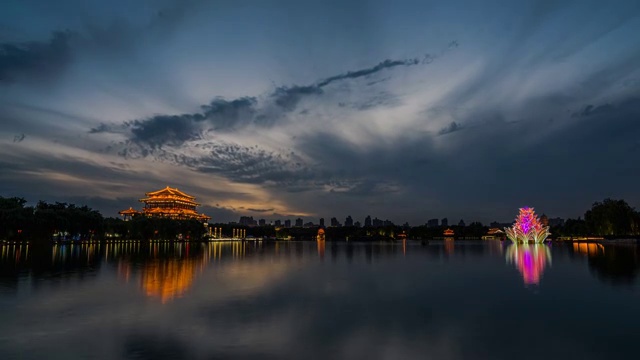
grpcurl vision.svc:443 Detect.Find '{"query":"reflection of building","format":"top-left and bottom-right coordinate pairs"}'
top-left (506, 245), bottom-right (552, 285)
top-left (317, 228), bottom-right (326, 258)
top-left (444, 238), bottom-right (455, 255)
top-left (141, 258), bottom-right (203, 303)
top-left (317, 235), bottom-right (327, 259)
top-left (118, 186), bottom-right (210, 222)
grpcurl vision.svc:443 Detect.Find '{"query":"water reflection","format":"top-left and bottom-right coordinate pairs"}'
top-left (506, 244), bottom-right (552, 285)
top-left (1, 240), bottom-right (640, 360)
top-left (573, 242), bottom-right (605, 257)
top-left (2, 241), bottom-right (638, 290)
top-left (317, 239), bottom-right (325, 259)
top-left (571, 243), bottom-right (640, 285)
top-left (141, 257), bottom-right (204, 303)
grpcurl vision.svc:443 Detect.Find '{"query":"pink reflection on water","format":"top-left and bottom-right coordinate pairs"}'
top-left (506, 244), bottom-right (552, 285)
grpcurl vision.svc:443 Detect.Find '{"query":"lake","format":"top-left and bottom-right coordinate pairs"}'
top-left (1, 240), bottom-right (639, 359)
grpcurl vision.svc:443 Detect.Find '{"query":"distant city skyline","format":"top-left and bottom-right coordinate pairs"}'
top-left (223, 213), bottom-right (565, 228)
top-left (1, 1), bottom-right (639, 224)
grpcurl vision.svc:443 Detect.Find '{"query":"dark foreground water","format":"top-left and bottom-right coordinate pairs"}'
top-left (1, 240), bottom-right (639, 360)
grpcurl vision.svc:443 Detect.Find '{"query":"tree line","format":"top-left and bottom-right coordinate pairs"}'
top-left (0, 196), bottom-right (206, 242)
top-left (1, 196), bottom-right (639, 242)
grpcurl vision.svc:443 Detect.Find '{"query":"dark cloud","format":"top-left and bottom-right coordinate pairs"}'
top-left (316, 58), bottom-right (420, 87)
top-left (573, 103), bottom-right (615, 118)
top-left (193, 143), bottom-right (310, 184)
top-left (271, 85), bottom-right (323, 110)
top-left (0, 31), bottom-right (73, 83)
top-left (438, 121), bottom-right (462, 135)
top-left (572, 98), bottom-right (640, 119)
top-left (246, 208), bottom-right (275, 213)
top-left (130, 114), bottom-right (198, 147)
top-left (12, 134), bottom-right (25, 143)
top-left (269, 57), bottom-right (420, 112)
top-left (89, 123), bottom-right (111, 134)
top-left (95, 53), bottom-right (437, 149)
top-left (355, 91), bottom-right (401, 110)
top-left (200, 97), bottom-right (257, 127)
top-left (93, 97), bottom-right (258, 147)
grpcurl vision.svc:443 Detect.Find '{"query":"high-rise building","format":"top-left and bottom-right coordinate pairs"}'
top-left (364, 215), bottom-right (372, 227)
top-left (330, 217), bottom-right (339, 227)
top-left (345, 215), bottom-right (353, 227)
top-left (427, 218), bottom-right (439, 227)
top-left (354, 221), bottom-right (361, 228)
top-left (383, 219), bottom-right (394, 227)
top-left (295, 218), bottom-right (303, 227)
top-left (274, 220), bottom-right (282, 227)
top-left (319, 218), bottom-right (325, 227)
top-left (372, 218), bottom-right (383, 227)
top-left (240, 216), bottom-right (257, 226)
top-left (284, 219), bottom-right (291, 228)
top-left (458, 219), bottom-right (466, 227)
top-left (258, 219), bottom-right (266, 226)
top-left (441, 218), bottom-right (448, 227)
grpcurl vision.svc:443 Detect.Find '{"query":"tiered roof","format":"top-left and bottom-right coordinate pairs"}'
top-left (140, 186), bottom-right (200, 206)
top-left (119, 186), bottom-right (210, 222)
top-left (119, 207), bottom-right (140, 216)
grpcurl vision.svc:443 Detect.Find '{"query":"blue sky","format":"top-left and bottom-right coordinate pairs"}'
top-left (1, 0), bottom-right (640, 224)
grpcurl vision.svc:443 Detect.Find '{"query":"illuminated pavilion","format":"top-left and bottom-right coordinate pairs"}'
top-left (118, 186), bottom-right (211, 223)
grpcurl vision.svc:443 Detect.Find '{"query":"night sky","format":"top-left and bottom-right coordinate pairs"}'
top-left (1, 0), bottom-right (639, 224)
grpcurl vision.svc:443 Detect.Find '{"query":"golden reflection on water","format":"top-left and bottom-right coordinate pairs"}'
top-left (141, 257), bottom-right (204, 303)
top-left (317, 239), bottom-right (325, 259)
top-left (506, 244), bottom-right (552, 285)
top-left (573, 242), bottom-right (605, 257)
top-left (444, 238), bottom-right (455, 255)
top-left (0, 244), bottom-right (29, 264)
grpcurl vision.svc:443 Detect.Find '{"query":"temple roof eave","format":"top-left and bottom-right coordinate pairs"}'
top-left (138, 198), bottom-right (201, 206)
top-left (144, 186), bottom-right (196, 200)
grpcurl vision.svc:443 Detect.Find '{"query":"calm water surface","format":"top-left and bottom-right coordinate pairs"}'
top-left (1, 240), bottom-right (639, 359)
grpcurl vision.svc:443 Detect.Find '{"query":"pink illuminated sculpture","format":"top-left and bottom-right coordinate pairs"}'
top-left (504, 207), bottom-right (550, 243)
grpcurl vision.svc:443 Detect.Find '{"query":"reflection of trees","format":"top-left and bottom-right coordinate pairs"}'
top-left (586, 245), bottom-right (640, 285)
top-left (506, 244), bottom-right (552, 285)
